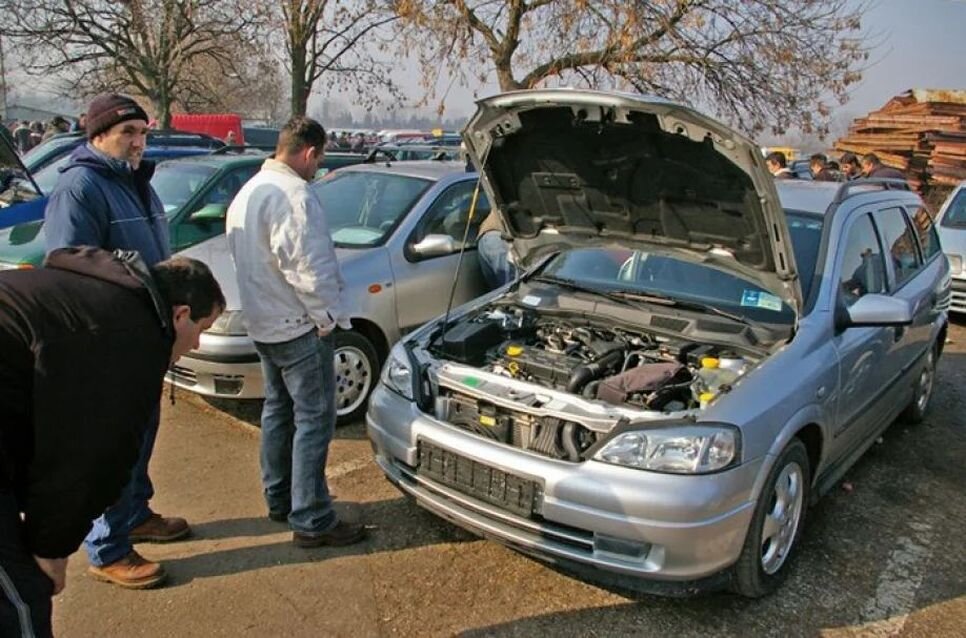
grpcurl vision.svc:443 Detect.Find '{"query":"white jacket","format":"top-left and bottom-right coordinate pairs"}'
top-left (226, 159), bottom-right (350, 344)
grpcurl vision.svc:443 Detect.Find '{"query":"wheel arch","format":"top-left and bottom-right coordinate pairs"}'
top-left (349, 317), bottom-right (390, 364)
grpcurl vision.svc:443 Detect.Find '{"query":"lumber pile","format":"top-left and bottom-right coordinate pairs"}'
top-left (834, 89), bottom-right (966, 192)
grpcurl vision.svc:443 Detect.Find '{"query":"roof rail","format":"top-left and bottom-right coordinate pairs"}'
top-left (829, 177), bottom-right (912, 207)
top-left (210, 144), bottom-right (273, 155)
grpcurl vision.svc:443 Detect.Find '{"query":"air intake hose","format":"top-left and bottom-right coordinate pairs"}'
top-left (566, 348), bottom-right (624, 393)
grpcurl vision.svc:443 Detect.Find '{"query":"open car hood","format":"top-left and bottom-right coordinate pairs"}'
top-left (0, 130), bottom-right (43, 198)
top-left (461, 89), bottom-right (801, 315)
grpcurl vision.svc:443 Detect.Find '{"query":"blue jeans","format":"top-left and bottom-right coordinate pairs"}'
top-left (254, 330), bottom-right (337, 534)
top-left (84, 405), bottom-right (159, 567)
top-left (478, 230), bottom-right (516, 289)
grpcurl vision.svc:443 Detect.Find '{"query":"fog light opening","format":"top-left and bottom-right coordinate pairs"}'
top-left (593, 533), bottom-right (651, 560)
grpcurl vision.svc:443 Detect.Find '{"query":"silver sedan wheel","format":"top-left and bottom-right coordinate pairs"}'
top-left (760, 461), bottom-right (805, 575)
top-left (334, 345), bottom-right (373, 417)
top-left (916, 350), bottom-right (935, 414)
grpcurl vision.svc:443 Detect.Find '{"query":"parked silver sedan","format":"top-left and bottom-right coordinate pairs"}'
top-left (169, 161), bottom-right (489, 423)
top-left (936, 181), bottom-right (966, 313)
top-left (366, 90), bottom-right (950, 597)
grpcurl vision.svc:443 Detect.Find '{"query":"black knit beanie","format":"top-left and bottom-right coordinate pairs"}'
top-left (86, 94), bottom-right (149, 139)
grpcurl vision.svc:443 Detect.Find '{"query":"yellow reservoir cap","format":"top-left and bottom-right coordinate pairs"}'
top-left (506, 345), bottom-right (524, 357)
top-left (701, 357), bottom-right (720, 369)
top-left (699, 392), bottom-right (716, 403)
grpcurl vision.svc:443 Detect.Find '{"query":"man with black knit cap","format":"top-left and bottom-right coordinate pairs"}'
top-left (43, 93), bottom-right (184, 590)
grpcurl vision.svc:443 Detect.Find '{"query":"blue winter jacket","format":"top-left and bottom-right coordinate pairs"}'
top-left (44, 144), bottom-right (170, 266)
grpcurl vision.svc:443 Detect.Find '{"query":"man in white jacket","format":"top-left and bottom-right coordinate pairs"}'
top-left (226, 117), bottom-right (366, 547)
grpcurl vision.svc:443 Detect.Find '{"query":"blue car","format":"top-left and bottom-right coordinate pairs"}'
top-left (0, 132), bottom-right (219, 229)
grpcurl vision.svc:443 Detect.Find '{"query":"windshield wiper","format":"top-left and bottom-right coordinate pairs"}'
top-left (531, 275), bottom-right (641, 308)
top-left (607, 288), bottom-right (758, 327)
top-left (533, 275), bottom-right (760, 328)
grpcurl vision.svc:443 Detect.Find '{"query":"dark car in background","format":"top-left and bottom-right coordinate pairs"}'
top-left (0, 148), bottom-right (367, 271)
top-left (0, 130), bottom-right (224, 229)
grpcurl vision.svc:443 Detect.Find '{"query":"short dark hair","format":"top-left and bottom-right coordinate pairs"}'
top-left (151, 257), bottom-right (226, 321)
top-left (861, 152), bottom-right (881, 166)
top-left (765, 151), bottom-right (787, 168)
top-left (276, 116), bottom-right (327, 156)
top-left (809, 153), bottom-right (827, 166)
top-left (840, 152), bottom-right (860, 168)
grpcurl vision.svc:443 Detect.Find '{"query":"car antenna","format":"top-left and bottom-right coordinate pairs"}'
top-left (439, 145), bottom-right (491, 343)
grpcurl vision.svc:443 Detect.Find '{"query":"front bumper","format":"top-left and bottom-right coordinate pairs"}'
top-left (951, 278), bottom-right (966, 314)
top-left (166, 334), bottom-right (265, 399)
top-left (366, 384), bottom-right (760, 585)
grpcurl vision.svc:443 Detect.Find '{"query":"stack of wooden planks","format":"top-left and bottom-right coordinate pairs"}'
top-left (834, 89), bottom-right (966, 191)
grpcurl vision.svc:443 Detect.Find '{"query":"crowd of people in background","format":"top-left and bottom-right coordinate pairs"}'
top-left (3, 113), bottom-right (86, 155)
top-left (765, 149), bottom-right (908, 185)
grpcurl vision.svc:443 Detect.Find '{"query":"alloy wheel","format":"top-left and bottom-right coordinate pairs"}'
top-left (334, 345), bottom-right (373, 417)
top-left (760, 461), bottom-right (805, 575)
top-left (916, 350), bottom-right (935, 414)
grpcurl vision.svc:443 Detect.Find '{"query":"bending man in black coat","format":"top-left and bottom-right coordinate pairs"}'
top-left (0, 247), bottom-right (224, 637)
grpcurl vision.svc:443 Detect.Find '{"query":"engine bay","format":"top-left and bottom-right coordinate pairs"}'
top-left (426, 303), bottom-right (757, 461)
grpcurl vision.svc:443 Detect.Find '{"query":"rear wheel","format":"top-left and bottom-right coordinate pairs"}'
top-left (901, 345), bottom-right (936, 424)
top-left (333, 331), bottom-right (378, 425)
top-left (732, 438), bottom-right (810, 598)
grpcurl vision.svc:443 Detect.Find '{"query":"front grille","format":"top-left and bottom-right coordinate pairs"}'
top-left (436, 391), bottom-right (599, 462)
top-left (169, 365), bottom-right (198, 386)
top-left (417, 441), bottom-right (541, 518)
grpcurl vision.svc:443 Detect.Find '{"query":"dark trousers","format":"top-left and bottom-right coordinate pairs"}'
top-left (0, 490), bottom-right (53, 638)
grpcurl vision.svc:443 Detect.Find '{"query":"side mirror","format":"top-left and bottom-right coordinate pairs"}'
top-left (839, 294), bottom-right (914, 329)
top-left (411, 233), bottom-right (457, 258)
top-left (189, 203), bottom-right (228, 223)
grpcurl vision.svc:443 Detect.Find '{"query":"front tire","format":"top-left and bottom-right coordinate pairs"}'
top-left (333, 331), bottom-right (379, 425)
top-left (732, 438), bottom-right (810, 598)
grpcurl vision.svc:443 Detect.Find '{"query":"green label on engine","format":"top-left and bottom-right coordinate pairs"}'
top-left (462, 376), bottom-right (482, 387)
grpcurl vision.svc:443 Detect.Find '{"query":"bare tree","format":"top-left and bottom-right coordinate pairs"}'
top-left (1, 0), bottom-right (264, 128)
top-left (273, 0), bottom-right (401, 117)
top-left (392, 0), bottom-right (871, 136)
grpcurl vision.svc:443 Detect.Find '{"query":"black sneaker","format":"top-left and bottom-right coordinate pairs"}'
top-left (293, 520), bottom-right (367, 548)
top-left (268, 511), bottom-right (289, 523)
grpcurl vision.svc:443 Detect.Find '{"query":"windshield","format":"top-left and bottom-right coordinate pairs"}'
top-left (22, 136), bottom-right (78, 172)
top-left (311, 171), bottom-right (431, 247)
top-left (940, 188), bottom-right (966, 227)
top-left (539, 211), bottom-right (823, 324)
top-left (31, 155), bottom-right (71, 194)
top-left (151, 163), bottom-right (217, 217)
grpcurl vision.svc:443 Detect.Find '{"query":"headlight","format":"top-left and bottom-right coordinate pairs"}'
top-left (205, 309), bottom-right (248, 335)
top-left (380, 344), bottom-right (413, 400)
top-left (946, 253), bottom-right (963, 276)
top-left (593, 424), bottom-right (739, 474)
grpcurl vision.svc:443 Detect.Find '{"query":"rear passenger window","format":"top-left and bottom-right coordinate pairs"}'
top-left (874, 208), bottom-right (922, 287)
top-left (839, 214), bottom-right (886, 306)
top-left (910, 206), bottom-right (941, 260)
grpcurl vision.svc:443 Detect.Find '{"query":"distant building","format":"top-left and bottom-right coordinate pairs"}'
top-left (3, 103), bottom-right (71, 123)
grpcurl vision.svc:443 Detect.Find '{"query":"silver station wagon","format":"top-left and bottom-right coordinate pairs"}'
top-left (366, 89), bottom-right (951, 597)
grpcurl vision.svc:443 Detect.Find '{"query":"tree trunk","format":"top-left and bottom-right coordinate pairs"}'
top-left (290, 47), bottom-right (309, 117)
top-left (495, 61), bottom-right (521, 91)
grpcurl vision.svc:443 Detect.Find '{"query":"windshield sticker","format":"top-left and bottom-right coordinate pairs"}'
top-left (521, 295), bottom-right (541, 306)
top-left (740, 290), bottom-right (782, 312)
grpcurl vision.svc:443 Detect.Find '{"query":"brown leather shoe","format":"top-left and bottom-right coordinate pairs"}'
top-left (129, 513), bottom-right (191, 543)
top-left (293, 520), bottom-right (368, 548)
top-left (88, 550), bottom-right (167, 589)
